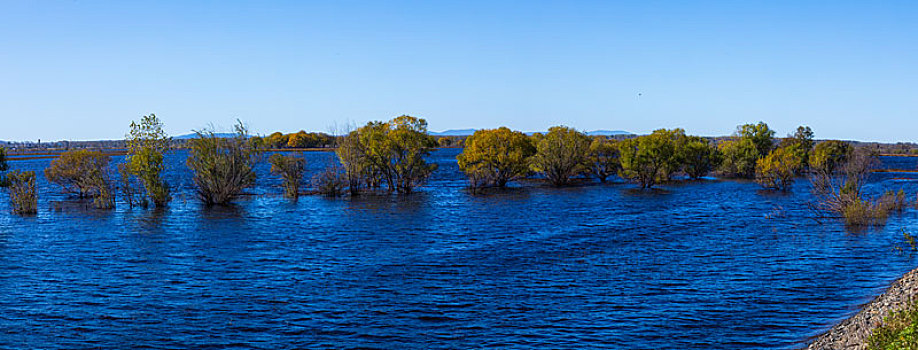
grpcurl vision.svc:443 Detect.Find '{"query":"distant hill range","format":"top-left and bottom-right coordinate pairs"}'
top-left (173, 132), bottom-right (242, 140)
top-left (430, 129), bottom-right (633, 137)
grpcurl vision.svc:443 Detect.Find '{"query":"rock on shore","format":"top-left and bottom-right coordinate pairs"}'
top-left (806, 267), bottom-right (918, 350)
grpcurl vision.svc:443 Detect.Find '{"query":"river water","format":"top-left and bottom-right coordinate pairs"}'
top-left (1, 149), bottom-right (917, 349)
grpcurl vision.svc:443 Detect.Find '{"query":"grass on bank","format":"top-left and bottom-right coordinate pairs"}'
top-left (868, 299), bottom-right (918, 349)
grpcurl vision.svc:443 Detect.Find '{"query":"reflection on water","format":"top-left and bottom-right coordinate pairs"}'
top-left (0, 151), bottom-right (917, 349)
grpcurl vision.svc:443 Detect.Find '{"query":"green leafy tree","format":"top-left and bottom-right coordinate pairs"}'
top-left (755, 144), bottom-right (805, 190)
top-left (737, 121), bottom-right (776, 158)
top-left (618, 129), bottom-right (683, 188)
top-left (530, 126), bottom-right (591, 187)
top-left (358, 115), bottom-right (438, 194)
top-left (126, 113), bottom-right (171, 206)
top-left (588, 137), bottom-right (621, 183)
top-left (7, 170), bottom-right (37, 215)
top-left (811, 140), bottom-right (853, 175)
top-left (782, 125), bottom-right (815, 167)
top-left (718, 138), bottom-right (758, 178)
top-left (186, 120), bottom-right (264, 205)
top-left (269, 153), bottom-right (306, 198)
top-left (457, 127), bottom-right (535, 188)
top-left (679, 136), bottom-right (722, 179)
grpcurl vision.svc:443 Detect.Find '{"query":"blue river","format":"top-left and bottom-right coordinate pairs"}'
top-left (1, 149), bottom-right (917, 349)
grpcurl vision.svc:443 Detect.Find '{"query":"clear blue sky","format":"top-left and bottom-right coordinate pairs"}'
top-left (1, 1), bottom-right (915, 142)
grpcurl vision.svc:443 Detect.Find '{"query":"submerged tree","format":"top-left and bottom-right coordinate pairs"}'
top-left (755, 144), bottom-right (805, 190)
top-left (126, 113), bottom-right (171, 207)
top-left (457, 127), bottom-right (535, 189)
top-left (7, 170), bottom-right (37, 215)
top-left (186, 121), bottom-right (263, 205)
top-left (529, 126), bottom-right (591, 187)
top-left (358, 115), bottom-right (438, 194)
top-left (118, 162), bottom-right (147, 208)
top-left (737, 121), bottom-right (776, 158)
top-left (783, 126), bottom-right (815, 166)
top-left (718, 138), bottom-right (758, 178)
top-left (679, 136), bottom-right (721, 179)
top-left (336, 129), bottom-right (366, 196)
top-left (811, 140), bottom-right (853, 175)
top-left (618, 128), bottom-right (683, 189)
top-left (0, 146), bottom-right (8, 187)
top-left (45, 149), bottom-right (113, 202)
top-left (269, 153), bottom-right (306, 198)
top-left (811, 148), bottom-right (888, 226)
top-left (587, 137), bottom-right (621, 183)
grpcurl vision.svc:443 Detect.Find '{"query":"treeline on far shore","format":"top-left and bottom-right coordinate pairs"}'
top-left (0, 114), bottom-right (914, 228)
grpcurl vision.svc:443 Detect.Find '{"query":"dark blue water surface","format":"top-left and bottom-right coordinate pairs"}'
top-left (2, 150), bottom-right (918, 349)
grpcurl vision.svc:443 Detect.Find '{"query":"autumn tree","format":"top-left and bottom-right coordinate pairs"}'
top-left (755, 144), bottom-right (805, 190)
top-left (357, 115), bottom-right (438, 194)
top-left (679, 136), bottom-right (722, 179)
top-left (336, 129), bottom-right (366, 195)
top-left (265, 132), bottom-right (289, 149)
top-left (45, 149), bottom-right (112, 200)
top-left (618, 129), bottom-right (683, 188)
top-left (588, 137), bottom-right (621, 183)
top-left (7, 170), bottom-right (37, 215)
top-left (126, 113), bottom-right (171, 206)
top-left (186, 121), bottom-right (264, 205)
top-left (457, 127), bottom-right (535, 189)
top-left (269, 153), bottom-right (305, 198)
top-left (529, 126), bottom-right (591, 187)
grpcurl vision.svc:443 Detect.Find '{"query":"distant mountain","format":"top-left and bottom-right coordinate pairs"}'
top-left (430, 129), bottom-right (477, 136)
top-left (585, 130), bottom-right (633, 136)
top-left (173, 132), bottom-right (243, 140)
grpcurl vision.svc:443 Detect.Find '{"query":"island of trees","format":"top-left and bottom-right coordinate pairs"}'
top-left (0, 115), bottom-right (910, 227)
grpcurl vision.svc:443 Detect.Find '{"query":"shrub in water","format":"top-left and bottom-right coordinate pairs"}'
top-left (126, 113), bottom-right (172, 207)
top-left (7, 170), bottom-right (37, 214)
top-left (44, 150), bottom-right (114, 208)
top-left (269, 153), bottom-right (305, 198)
top-left (186, 121), bottom-right (263, 205)
top-left (312, 166), bottom-right (347, 197)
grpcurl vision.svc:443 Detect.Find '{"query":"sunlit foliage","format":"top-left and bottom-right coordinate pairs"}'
top-left (811, 140), bottom-right (853, 175)
top-left (587, 137), bottom-right (621, 183)
top-left (358, 115), bottom-right (438, 194)
top-left (718, 138), bottom-right (759, 178)
top-left (782, 126), bottom-right (815, 166)
top-left (457, 127), bottom-right (535, 189)
top-left (126, 113), bottom-right (171, 207)
top-left (755, 144), bottom-right (805, 190)
top-left (529, 126), bottom-right (591, 187)
top-left (45, 149), bottom-right (112, 200)
top-left (186, 121), bottom-right (264, 205)
top-left (678, 136), bottom-right (721, 180)
top-left (269, 153), bottom-right (305, 198)
top-left (736, 121), bottom-right (776, 158)
top-left (7, 170), bottom-right (37, 215)
top-left (619, 129), bottom-right (684, 189)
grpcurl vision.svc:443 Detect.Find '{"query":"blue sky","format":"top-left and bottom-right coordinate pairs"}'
top-left (1, 1), bottom-right (915, 142)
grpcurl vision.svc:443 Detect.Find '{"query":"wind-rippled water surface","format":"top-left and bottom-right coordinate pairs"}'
top-left (1, 149), bottom-right (918, 349)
